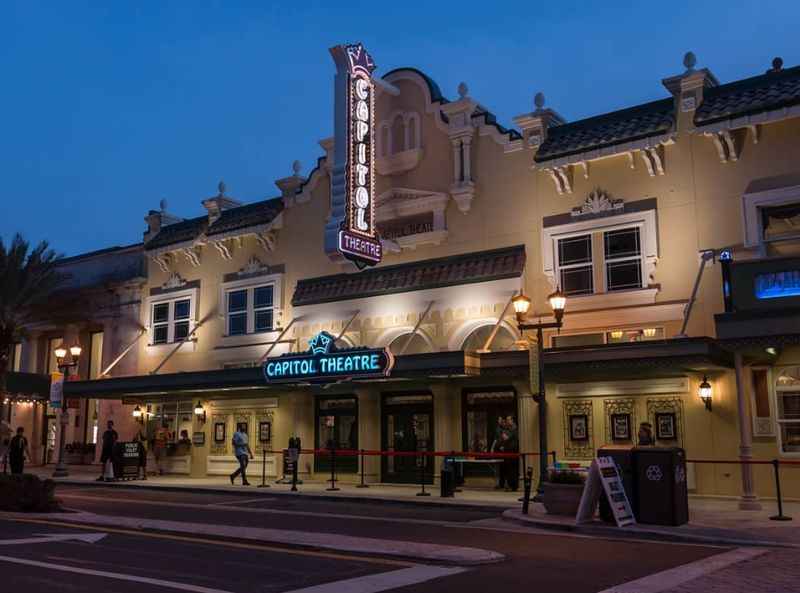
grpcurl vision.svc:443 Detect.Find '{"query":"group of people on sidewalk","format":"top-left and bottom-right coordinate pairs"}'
top-left (1, 421), bottom-right (33, 475)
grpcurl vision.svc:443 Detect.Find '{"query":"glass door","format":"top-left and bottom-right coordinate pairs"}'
top-left (315, 397), bottom-right (358, 473)
top-left (382, 394), bottom-right (434, 484)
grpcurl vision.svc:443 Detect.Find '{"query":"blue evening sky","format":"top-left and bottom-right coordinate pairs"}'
top-left (2, 1), bottom-right (797, 256)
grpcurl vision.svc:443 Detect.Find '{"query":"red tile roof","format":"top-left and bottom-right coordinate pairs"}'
top-left (292, 245), bottom-right (526, 306)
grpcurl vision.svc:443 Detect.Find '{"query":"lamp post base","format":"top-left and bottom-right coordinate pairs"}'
top-left (52, 464), bottom-right (69, 478)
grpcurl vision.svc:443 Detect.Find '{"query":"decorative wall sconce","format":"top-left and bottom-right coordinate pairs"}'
top-left (194, 401), bottom-right (207, 423)
top-left (132, 405), bottom-right (144, 423)
top-left (698, 375), bottom-right (713, 411)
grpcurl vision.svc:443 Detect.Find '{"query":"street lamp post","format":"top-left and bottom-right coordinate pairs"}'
top-left (52, 344), bottom-right (82, 478)
top-left (512, 289), bottom-right (566, 497)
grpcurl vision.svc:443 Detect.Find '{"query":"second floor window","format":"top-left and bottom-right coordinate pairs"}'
top-left (152, 298), bottom-right (191, 344)
top-left (556, 226), bottom-right (644, 296)
top-left (226, 284), bottom-right (274, 336)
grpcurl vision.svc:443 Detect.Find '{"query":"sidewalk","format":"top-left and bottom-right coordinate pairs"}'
top-left (23, 464), bottom-right (800, 547)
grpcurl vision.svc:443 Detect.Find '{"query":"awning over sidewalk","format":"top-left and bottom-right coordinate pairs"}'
top-left (1, 372), bottom-right (51, 401)
top-left (63, 350), bottom-right (487, 400)
top-left (63, 337), bottom-right (733, 400)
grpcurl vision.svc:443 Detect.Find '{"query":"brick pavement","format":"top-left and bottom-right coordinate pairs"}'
top-left (662, 549), bottom-right (800, 593)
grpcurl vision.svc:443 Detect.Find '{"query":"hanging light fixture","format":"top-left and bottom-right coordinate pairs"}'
top-left (547, 288), bottom-right (567, 324)
top-left (512, 292), bottom-right (532, 320)
top-left (642, 328), bottom-right (657, 338)
top-left (132, 405), bottom-right (143, 421)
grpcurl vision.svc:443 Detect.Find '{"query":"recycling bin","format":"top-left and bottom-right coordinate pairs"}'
top-left (633, 447), bottom-right (689, 526)
top-left (440, 457), bottom-right (456, 498)
top-left (597, 446), bottom-right (637, 522)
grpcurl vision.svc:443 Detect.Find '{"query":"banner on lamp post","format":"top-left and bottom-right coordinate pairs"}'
top-left (528, 340), bottom-right (540, 396)
top-left (49, 372), bottom-right (64, 409)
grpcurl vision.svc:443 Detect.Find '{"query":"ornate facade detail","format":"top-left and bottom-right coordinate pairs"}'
top-left (238, 255), bottom-right (267, 276)
top-left (150, 253), bottom-right (171, 273)
top-left (546, 165), bottom-right (573, 195)
top-left (562, 398), bottom-right (594, 459)
top-left (213, 239), bottom-right (233, 261)
top-left (603, 398), bottom-right (637, 444)
top-left (646, 396), bottom-right (685, 448)
top-left (571, 188), bottom-right (624, 217)
top-left (255, 230), bottom-right (276, 252)
top-left (182, 246), bottom-right (202, 267)
top-left (162, 272), bottom-right (187, 290)
top-left (640, 145), bottom-right (666, 176)
top-left (704, 129), bottom-right (741, 163)
top-left (441, 84), bottom-right (479, 213)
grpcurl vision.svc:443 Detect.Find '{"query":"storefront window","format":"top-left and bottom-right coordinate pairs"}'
top-left (775, 368), bottom-right (800, 454)
top-left (315, 397), bottom-right (358, 472)
top-left (463, 390), bottom-right (517, 477)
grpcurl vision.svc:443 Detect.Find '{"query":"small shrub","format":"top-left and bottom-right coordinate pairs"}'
top-left (0, 474), bottom-right (61, 512)
top-left (548, 469), bottom-right (585, 485)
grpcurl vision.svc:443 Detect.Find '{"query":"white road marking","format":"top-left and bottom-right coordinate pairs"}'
top-left (596, 547), bottom-right (770, 593)
top-left (282, 565), bottom-right (466, 593)
top-left (0, 554), bottom-right (235, 593)
top-left (0, 532), bottom-right (107, 545)
top-left (211, 497), bottom-right (274, 506)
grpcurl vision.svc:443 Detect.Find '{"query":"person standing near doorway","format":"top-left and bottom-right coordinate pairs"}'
top-left (8, 427), bottom-right (32, 475)
top-left (98, 420), bottom-right (118, 481)
top-left (152, 421), bottom-right (169, 476)
top-left (229, 426), bottom-right (253, 486)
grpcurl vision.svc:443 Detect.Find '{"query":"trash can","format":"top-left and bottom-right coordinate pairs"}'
top-left (597, 446), bottom-right (637, 522)
top-left (440, 457), bottom-right (456, 498)
top-left (633, 447), bottom-right (689, 526)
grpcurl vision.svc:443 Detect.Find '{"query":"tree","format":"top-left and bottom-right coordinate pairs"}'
top-left (0, 234), bottom-right (63, 392)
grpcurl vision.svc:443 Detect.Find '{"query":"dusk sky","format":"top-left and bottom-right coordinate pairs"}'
top-left (2, 1), bottom-right (798, 256)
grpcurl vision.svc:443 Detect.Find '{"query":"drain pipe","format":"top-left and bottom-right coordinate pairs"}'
top-left (677, 250), bottom-right (717, 337)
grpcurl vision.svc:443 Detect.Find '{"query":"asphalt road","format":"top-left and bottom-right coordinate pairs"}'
top-left (0, 485), bottom-right (730, 593)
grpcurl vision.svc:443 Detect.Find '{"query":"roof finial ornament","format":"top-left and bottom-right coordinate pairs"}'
top-left (683, 51), bottom-right (697, 73)
top-left (218, 180), bottom-right (226, 196)
top-left (457, 82), bottom-right (468, 99)
top-left (159, 198), bottom-right (168, 212)
top-left (534, 92), bottom-right (545, 111)
top-left (292, 160), bottom-right (302, 176)
top-left (771, 56), bottom-right (784, 72)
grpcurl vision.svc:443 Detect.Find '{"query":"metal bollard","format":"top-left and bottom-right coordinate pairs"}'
top-left (769, 459), bottom-right (792, 521)
top-left (257, 449), bottom-right (270, 488)
top-left (416, 452), bottom-right (430, 497)
top-left (522, 467), bottom-right (534, 515)
top-left (356, 449), bottom-right (369, 488)
top-left (326, 446), bottom-right (340, 492)
top-left (518, 454), bottom-right (527, 502)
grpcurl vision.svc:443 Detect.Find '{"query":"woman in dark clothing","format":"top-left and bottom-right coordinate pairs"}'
top-left (9, 427), bottom-right (32, 475)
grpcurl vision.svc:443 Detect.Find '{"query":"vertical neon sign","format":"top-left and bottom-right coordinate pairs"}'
top-left (326, 43), bottom-right (382, 268)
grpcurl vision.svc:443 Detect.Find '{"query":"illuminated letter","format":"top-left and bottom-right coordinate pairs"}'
top-left (357, 142), bottom-right (367, 165)
top-left (357, 208), bottom-right (368, 231)
top-left (355, 163), bottom-right (368, 186)
top-left (355, 186), bottom-right (370, 208)
top-left (370, 354), bottom-right (379, 370)
top-left (356, 120), bottom-right (369, 142)
top-left (344, 356), bottom-right (353, 371)
top-left (355, 77), bottom-right (369, 100)
top-left (356, 100), bottom-right (369, 122)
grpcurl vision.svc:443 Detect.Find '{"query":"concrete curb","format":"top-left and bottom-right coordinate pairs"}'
top-left (0, 511), bottom-right (505, 566)
top-left (51, 478), bottom-right (514, 513)
top-left (501, 509), bottom-right (798, 549)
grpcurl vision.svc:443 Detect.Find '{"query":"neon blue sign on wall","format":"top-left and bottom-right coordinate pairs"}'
top-left (263, 331), bottom-right (394, 383)
top-left (755, 270), bottom-right (800, 299)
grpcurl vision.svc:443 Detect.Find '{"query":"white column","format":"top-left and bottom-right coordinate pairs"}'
top-left (451, 139), bottom-right (461, 184)
top-left (734, 352), bottom-right (762, 510)
top-left (461, 135), bottom-right (473, 182)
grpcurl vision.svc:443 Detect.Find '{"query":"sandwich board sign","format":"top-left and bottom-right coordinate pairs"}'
top-left (575, 456), bottom-right (636, 527)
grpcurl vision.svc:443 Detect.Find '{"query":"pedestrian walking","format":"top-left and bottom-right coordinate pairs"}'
top-left (134, 429), bottom-right (148, 480)
top-left (8, 427), bottom-right (32, 475)
top-left (98, 420), bottom-right (118, 481)
top-left (152, 421), bottom-right (169, 475)
top-left (229, 425), bottom-right (253, 486)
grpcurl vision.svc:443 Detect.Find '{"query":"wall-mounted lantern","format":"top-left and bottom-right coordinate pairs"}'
top-left (698, 375), bottom-right (713, 411)
top-left (194, 401), bottom-right (207, 423)
top-left (132, 405), bottom-right (144, 423)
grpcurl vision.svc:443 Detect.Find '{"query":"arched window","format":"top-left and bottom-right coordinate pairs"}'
top-left (405, 112), bottom-right (420, 150)
top-left (389, 333), bottom-right (432, 355)
top-left (391, 114), bottom-right (406, 153)
top-left (462, 325), bottom-right (516, 352)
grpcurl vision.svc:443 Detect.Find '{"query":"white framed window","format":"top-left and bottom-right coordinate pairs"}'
top-left (551, 327), bottom-right (664, 347)
top-left (146, 288), bottom-right (197, 346)
top-left (225, 284), bottom-right (275, 336)
top-left (542, 204), bottom-right (658, 308)
top-left (220, 273), bottom-right (282, 339)
top-left (741, 183), bottom-right (800, 253)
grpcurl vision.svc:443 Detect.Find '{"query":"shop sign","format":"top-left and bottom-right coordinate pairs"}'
top-left (377, 213), bottom-right (435, 241)
top-left (327, 43), bottom-right (382, 268)
top-left (755, 270), bottom-right (800, 299)
top-left (263, 331), bottom-right (394, 383)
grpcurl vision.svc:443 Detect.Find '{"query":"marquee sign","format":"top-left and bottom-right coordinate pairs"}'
top-left (263, 331), bottom-right (394, 383)
top-left (326, 43), bottom-right (382, 268)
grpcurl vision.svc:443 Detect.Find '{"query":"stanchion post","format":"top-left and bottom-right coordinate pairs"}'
top-left (769, 459), bottom-right (792, 521)
top-left (518, 454), bottom-right (528, 503)
top-left (326, 445), bottom-right (340, 492)
top-left (290, 450), bottom-right (298, 492)
top-left (257, 448), bottom-right (270, 488)
top-left (357, 448), bottom-right (368, 488)
top-left (416, 451), bottom-right (430, 497)
top-left (522, 467), bottom-right (533, 515)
